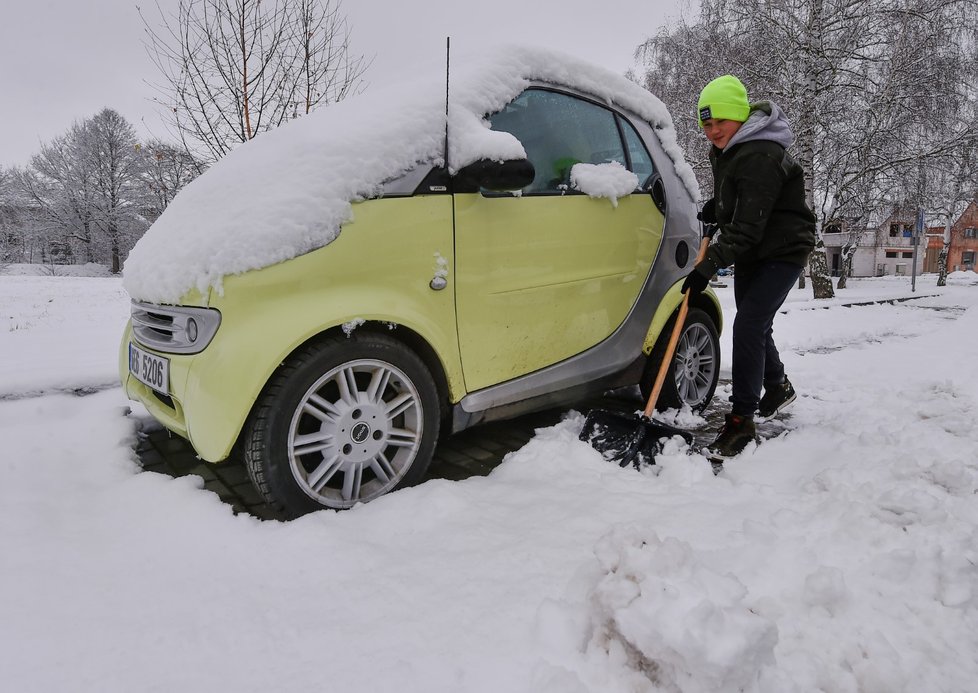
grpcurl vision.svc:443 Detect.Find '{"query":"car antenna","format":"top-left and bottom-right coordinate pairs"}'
top-left (444, 36), bottom-right (450, 172)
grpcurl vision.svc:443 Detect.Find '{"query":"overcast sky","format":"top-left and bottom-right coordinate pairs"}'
top-left (0, 0), bottom-right (688, 167)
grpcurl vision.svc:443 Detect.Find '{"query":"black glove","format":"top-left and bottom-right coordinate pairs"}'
top-left (681, 266), bottom-right (711, 296)
top-left (697, 199), bottom-right (716, 224)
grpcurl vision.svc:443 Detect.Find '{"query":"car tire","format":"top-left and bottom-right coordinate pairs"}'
top-left (242, 332), bottom-right (440, 517)
top-left (642, 307), bottom-right (720, 413)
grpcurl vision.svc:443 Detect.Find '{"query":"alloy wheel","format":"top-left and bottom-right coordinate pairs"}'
top-left (287, 358), bottom-right (423, 508)
top-left (673, 322), bottom-right (717, 407)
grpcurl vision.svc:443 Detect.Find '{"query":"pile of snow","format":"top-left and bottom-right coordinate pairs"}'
top-left (122, 44), bottom-right (696, 305)
top-left (570, 162), bottom-right (639, 207)
top-left (947, 269), bottom-right (978, 285)
top-left (3, 275), bottom-right (978, 691)
top-left (585, 526), bottom-right (777, 692)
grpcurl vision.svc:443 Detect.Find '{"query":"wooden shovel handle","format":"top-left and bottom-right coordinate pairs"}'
top-left (643, 235), bottom-right (713, 418)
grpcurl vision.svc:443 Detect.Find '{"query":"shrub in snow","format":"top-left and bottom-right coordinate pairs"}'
top-left (586, 525), bottom-right (777, 693)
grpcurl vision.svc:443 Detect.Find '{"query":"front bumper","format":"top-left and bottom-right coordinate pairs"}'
top-left (120, 321), bottom-right (193, 442)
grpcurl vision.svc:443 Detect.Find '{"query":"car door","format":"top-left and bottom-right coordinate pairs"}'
top-left (453, 88), bottom-right (665, 392)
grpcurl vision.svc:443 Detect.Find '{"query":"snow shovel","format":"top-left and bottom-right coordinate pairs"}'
top-left (578, 227), bottom-right (714, 467)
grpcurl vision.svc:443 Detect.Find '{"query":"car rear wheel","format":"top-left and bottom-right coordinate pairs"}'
top-left (642, 307), bottom-right (719, 412)
top-left (242, 333), bottom-right (440, 517)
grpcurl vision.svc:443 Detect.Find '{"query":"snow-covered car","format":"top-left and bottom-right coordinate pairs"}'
top-left (120, 46), bottom-right (722, 517)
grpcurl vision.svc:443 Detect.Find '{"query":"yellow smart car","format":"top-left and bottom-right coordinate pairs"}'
top-left (120, 48), bottom-right (721, 516)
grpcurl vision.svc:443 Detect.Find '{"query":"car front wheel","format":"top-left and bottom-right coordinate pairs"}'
top-left (242, 333), bottom-right (440, 517)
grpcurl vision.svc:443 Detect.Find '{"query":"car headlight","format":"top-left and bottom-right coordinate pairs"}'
top-left (130, 301), bottom-right (222, 354)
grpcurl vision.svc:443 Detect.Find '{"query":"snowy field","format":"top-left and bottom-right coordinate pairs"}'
top-left (2, 267), bottom-right (977, 692)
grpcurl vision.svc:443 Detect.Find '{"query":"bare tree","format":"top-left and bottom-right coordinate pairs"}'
top-left (18, 126), bottom-right (99, 264)
top-left (632, 12), bottom-right (731, 195)
top-left (1, 171), bottom-right (46, 266)
top-left (141, 0), bottom-right (368, 162)
top-left (902, 139), bottom-right (978, 287)
top-left (288, 0), bottom-right (365, 116)
top-left (0, 167), bottom-right (17, 267)
top-left (84, 109), bottom-right (151, 272)
top-left (17, 110), bottom-right (150, 273)
top-left (636, 0), bottom-right (978, 299)
top-left (139, 139), bottom-right (206, 216)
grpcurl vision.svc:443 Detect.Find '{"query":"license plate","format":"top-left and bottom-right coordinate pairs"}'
top-left (129, 342), bottom-right (170, 396)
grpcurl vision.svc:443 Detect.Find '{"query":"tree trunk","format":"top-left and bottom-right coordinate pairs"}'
top-left (837, 245), bottom-right (855, 289)
top-left (937, 242), bottom-right (949, 286)
top-left (808, 242), bottom-right (835, 298)
top-left (795, 0), bottom-right (834, 300)
top-left (110, 231), bottom-right (121, 274)
top-left (239, 3), bottom-right (253, 140)
top-left (81, 222), bottom-right (94, 263)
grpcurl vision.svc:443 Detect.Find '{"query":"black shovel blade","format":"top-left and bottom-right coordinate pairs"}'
top-left (579, 408), bottom-right (694, 468)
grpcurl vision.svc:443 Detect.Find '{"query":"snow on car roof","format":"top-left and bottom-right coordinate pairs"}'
top-left (123, 44), bottom-right (699, 304)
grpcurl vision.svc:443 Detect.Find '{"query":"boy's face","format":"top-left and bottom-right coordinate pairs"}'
top-left (702, 118), bottom-right (743, 150)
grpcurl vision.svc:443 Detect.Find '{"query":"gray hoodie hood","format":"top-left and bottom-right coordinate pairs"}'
top-left (724, 100), bottom-right (795, 151)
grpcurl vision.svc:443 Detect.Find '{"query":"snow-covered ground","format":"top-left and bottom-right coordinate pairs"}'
top-left (2, 267), bottom-right (977, 692)
top-left (0, 270), bottom-right (130, 398)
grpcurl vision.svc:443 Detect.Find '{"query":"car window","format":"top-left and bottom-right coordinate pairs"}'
top-left (489, 89), bottom-right (627, 194)
top-left (619, 117), bottom-right (656, 186)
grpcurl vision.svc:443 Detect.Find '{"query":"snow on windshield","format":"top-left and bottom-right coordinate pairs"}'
top-left (122, 44), bottom-right (697, 304)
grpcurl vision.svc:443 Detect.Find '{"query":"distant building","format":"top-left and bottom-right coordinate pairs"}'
top-left (822, 207), bottom-right (926, 278)
top-left (948, 198), bottom-right (978, 272)
top-left (923, 225), bottom-right (947, 274)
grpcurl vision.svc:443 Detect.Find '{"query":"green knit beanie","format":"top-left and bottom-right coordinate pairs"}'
top-left (697, 75), bottom-right (750, 126)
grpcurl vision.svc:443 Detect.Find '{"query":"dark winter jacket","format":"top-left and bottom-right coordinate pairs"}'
top-left (698, 101), bottom-right (816, 276)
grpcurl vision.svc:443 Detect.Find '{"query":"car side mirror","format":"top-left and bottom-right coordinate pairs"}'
top-left (456, 158), bottom-right (535, 192)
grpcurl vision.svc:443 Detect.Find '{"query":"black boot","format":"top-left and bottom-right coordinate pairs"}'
top-left (706, 414), bottom-right (756, 460)
top-left (757, 377), bottom-right (796, 421)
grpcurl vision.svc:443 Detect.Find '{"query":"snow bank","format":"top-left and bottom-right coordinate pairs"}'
top-left (4, 276), bottom-right (978, 691)
top-left (947, 269), bottom-right (978, 285)
top-left (122, 44), bottom-right (696, 304)
top-left (586, 525), bottom-right (777, 692)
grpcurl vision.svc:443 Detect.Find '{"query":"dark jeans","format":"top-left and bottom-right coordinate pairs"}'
top-left (731, 261), bottom-right (802, 417)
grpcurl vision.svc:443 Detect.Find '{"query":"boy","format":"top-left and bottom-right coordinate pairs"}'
top-left (682, 75), bottom-right (816, 460)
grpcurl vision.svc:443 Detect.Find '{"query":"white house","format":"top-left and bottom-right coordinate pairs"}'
top-left (821, 209), bottom-right (927, 278)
